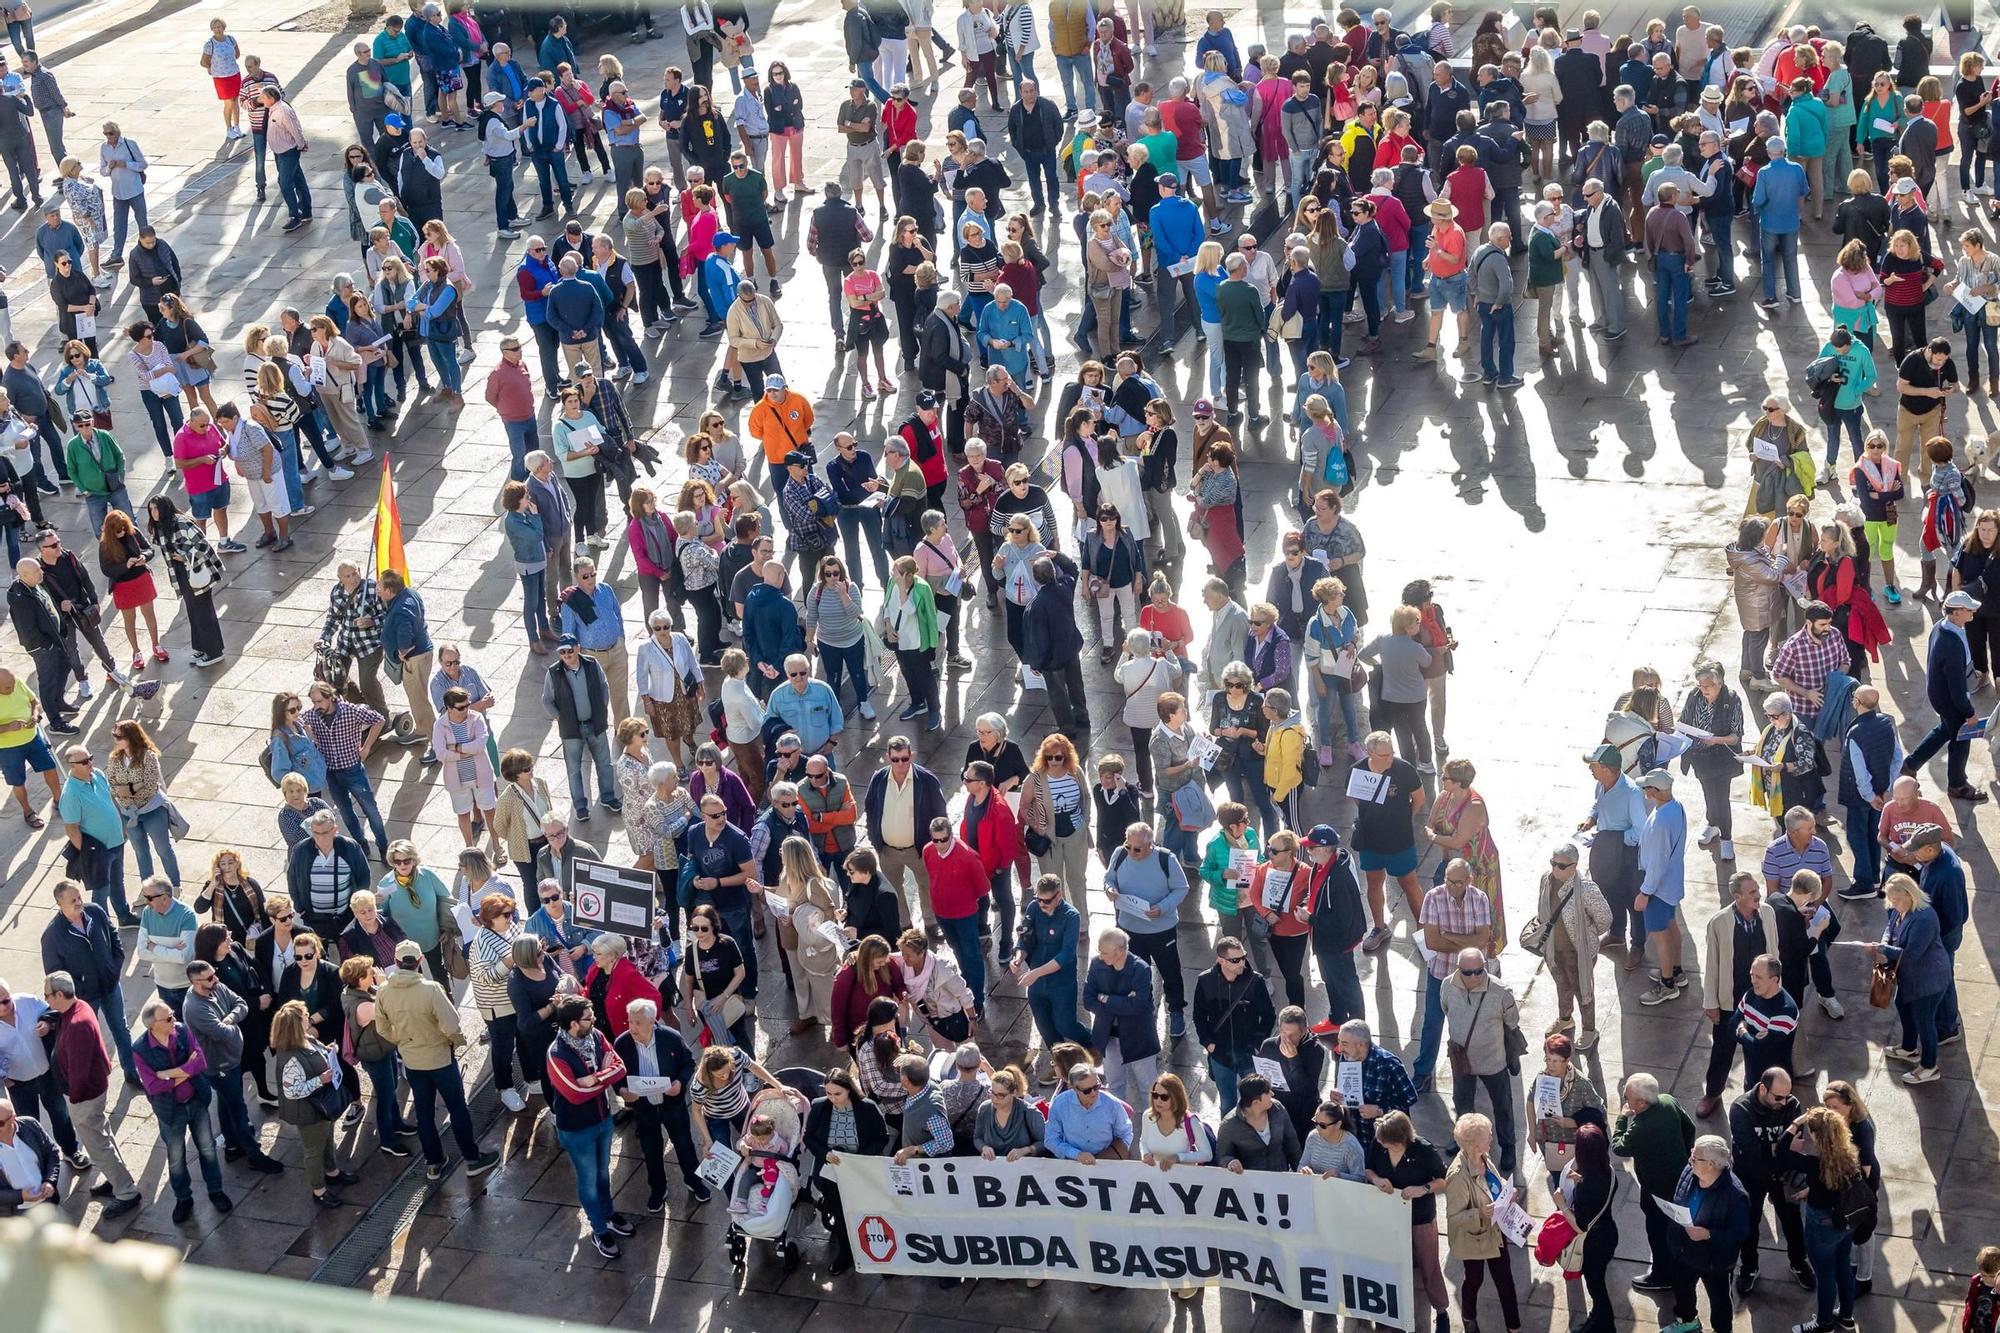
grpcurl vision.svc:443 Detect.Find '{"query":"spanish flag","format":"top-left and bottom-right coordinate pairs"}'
top-left (372, 456), bottom-right (410, 586)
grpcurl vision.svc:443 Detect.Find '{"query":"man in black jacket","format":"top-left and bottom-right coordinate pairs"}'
top-left (614, 1003), bottom-right (707, 1211)
top-left (284, 809), bottom-right (372, 940)
top-left (1845, 24), bottom-right (1890, 96)
top-left (807, 183), bottom-right (870, 346)
top-left (1007, 79), bottom-right (1063, 216)
top-left (39, 877), bottom-right (134, 1078)
top-left (1023, 554), bottom-right (1088, 736)
top-left (1192, 936), bottom-right (1277, 1114)
top-left (0, 1100), bottom-right (59, 1216)
top-left (1478, 103), bottom-right (1530, 253)
top-left (1554, 31), bottom-right (1605, 160)
top-left (8, 558), bottom-right (74, 733)
top-left (918, 295), bottom-right (972, 453)
top-left (37, 534), bottom-right (126, 696)
top-left (1726, 1066), bottom-right (1810, 1294)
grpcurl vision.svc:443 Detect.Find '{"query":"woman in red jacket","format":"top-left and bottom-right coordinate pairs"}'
top-left (582, 932), bottom-right (663, 1044)
top-left (1806, 518), bottom-right (1888, 679)
top-left (959, 760), bottom-right (1024, 968)
top-left (829, 934), bottom-right (906, 1049)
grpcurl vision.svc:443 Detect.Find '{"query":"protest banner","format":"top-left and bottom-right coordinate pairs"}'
top-left (832, 1154), bottom-right (1414, 1326)
top-left (568, 859), bottom-right (658, 939)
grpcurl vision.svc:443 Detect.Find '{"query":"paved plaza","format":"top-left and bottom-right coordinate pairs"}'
top-left (0, 0), bottom-right (1996, 1329)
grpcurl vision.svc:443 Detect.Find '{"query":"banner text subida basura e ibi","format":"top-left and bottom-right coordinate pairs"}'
top-left (831, 1155), bottom-right (1416, 1327)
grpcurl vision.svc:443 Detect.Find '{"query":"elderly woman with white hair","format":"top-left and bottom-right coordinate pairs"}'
top-left (1677, 661), bottom-right (1746, 860)
top-left (1661, 1134), bottom-right (1753, 1329)
top-left (1114, 626), bottom-right (1182, 795)
top-left (1749, 690), bottom-right (1822, 824)
top-left (1443, 1111), bottom-right (1521, 1333)
top-left (583, 930), bottom-right (664, 1046)
top-left (636, 761), bottom-right (693, 938)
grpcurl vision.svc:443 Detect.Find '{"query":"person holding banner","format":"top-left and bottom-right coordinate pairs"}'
top-left (1044, 1061), bottom-right (1134, 1162)
top-left (1444, 1111), bottom-right (1524, 1333)
top-left (1010, 873), bottom-right (1090, 1075)
top-left (804, 1069), bottom-right (892, 1275)
top-left (1364, 1109), bottom-right (1452, 1333)
top-left (1084, 927), bottom-right (1160, 1108)
top-left (1217, 1073), bottom-right (1301, 1173)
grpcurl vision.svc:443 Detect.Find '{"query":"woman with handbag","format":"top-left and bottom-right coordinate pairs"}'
top-left (51, 340), bottom-right (112, 437)
top-left (306, 315), bottom-right (370, 458)
top-left (123, 322), bottom-right (187, 457)
top-left (1955, 228), bottom-right (2000, 396)
top-left (413, 256), bottom-right (465, 406)
top-left (107, 719), bottom-right (179, 889)
top-left (1443, 1111), bottom-right (1523, 1333)
top-left (879, 555), bottom-right (943, 728)
top-left (270, 998), bottom-right (359, 1207)
top-left (145, 495), bottom-right (225, 668)
top-left (1866, 871), bottom-right (1952, 1083)
top-left (47, 253), bottom-right (99, 355)
top-left (1557, 1124), bottom-right (1620, 1332)
top-left (373, 256), bottom-right (435, 404)
top-left (1020, 731), bottom-right (1093, 916)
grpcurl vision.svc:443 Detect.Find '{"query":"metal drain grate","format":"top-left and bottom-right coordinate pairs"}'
top-left (172, 155), bottom-right (248, 208)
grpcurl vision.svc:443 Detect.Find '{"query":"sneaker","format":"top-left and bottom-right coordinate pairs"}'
top-left (209, 1191), bottom-right (234, 1213)
top-left (1494, 376), bottom-right (1524, 389)
top-left (607, 1213), bottom-right (637, 1237)
top-left (100, 1194), bottom-right (142, 1218)
top-left (1638, 982), bottom-right (1679, 1006)
top-left (1792, 1263), bottom-right (1818, 1290)
top-left (73, 681), bottom-right (92, 703)
top-left (592, 1231), bottom-right (623, 1259)
top-left (499, 1087), bottom-right (526, 1112)
top-left (1759, 297), bottom-right (1780, 310)
top-left (380, 1139), bottom-right (412, 1158)
top-left (1574, 1029), bottom-right (1597, 1051)
top-left (292, 504), bottom-right (316, 519)
top-left (1415, 760), bottom-right (1436, 775)
top-left (646, 1189), bottom-right (667, 1213)
top-left (1735, 1268), bottom-right (1759, 1297)
top-left (1631, 1272), bottom-right (1674, 1292)
top-left (172, 1197), bottom-right (195, 1224)
top-left (426, 1162), bottom-right (446, 1181)
top-left (1696, 823), bottom-right (1719, 848)
top-left (498, 228), bottom-right (521, 240)
top-left (897, 701), bottom-right (926, 720)
top-left (1884, 1045), bottom-right (1920, 1062)
top-left (342, 1101), bottom-right (364, 1127)
top-left (690, 1180), bottom-right (713, 1203)
top-left (1393, 309), bottom-right (1415, 323)
top-left (1360, 924), bottom-right (1392, 952)
top-left (327, 465), bottom-right (356, 481)
top-left (1837, 883), bottom-right (1880, 901)
top-left (858, 701), bottom-right (877, 720)
top-left (217, 539), bottom-right (248, 554)
top-left (1940, 1028), bottom-right (1965, 1046)
top-left (1168, 1011), bottom-right (1187, 1040)
top-left (466, 1150), bottom-right (502, 1175)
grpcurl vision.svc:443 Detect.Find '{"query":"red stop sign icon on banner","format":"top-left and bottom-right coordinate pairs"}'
top-left (857, 1215), bottom-right (897, 1264)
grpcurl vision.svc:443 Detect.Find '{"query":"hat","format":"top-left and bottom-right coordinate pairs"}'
top-left (765, 374), bottom-right (787, 392)
top-left (1078, 111), bottom-right (1100, 128)
top-left (1309, 1018), bottom-right (1340, 1037)
top-left (1891, 177), bottom-right (1918, 195)
top-left (482, 90), bottom-right (505, 106)
top-left (394, 940), bottom-right (424, 965)
top-left (849, 77), bottom-right (867, 89)
top-left (1700, 85), bottom-right (1723, 103)
top-left (1905, 823), bottom-right (1947, 852)
top-left (1427, 199), bottom-right (1459, 220)
top-left (1583, 742), bottom-right (1623, 767)
top-left (572, 361), bottom-right (595, 377)
top-left (1191, 397), bottom-right (1215, 418)
top-left (1564, 27), bottom-right (1582, 40)
top-left (555, 633), bottom-right (579, 649)
top-left (1637, 768), bottom-right (1675, 792)
top-left (38, 199), bottom-right (58, 215)
top-left (385, 112), bottom-right (408, 131)
top-left (915, 389), bottom-right (940, 408)
top-left (1649, 133), bottom-right (1669, 147)
top-left (782, 449), bottom-right (812, 468)
top-left (1944, 589), bottom-right (1982, 611)
top-left (1158, 171), bottom-right (1180, 188)
top-left (714, 231), bottom-right (740, 246)
top-left (743, 67), bottom-right (761, 80)
top-left (1304, 823), bottom-right (1341, 849)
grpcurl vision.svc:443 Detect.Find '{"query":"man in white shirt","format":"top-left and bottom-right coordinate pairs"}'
top-left (0, 1096), bottom-right (58, 1215)
top-left (0, 978), bottom-right (80, 1167)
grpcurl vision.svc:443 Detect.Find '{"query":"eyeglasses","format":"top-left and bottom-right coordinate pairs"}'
top-left (68, 756), bottom-right (92, 767)
top-left (1458, 967), bottom-right (1485, 978)
top-left (1076, 1084), bottom-right (1100, 1096)
top-left (1219, 954), bottom-right (1246, 965)
top-left (272, 912), bottom-right (294, 923)
top-left (786, 669), bottom-right (807, 678)
top-left (704, 810), bottom-right (726, 820)
top-left (142, 891), bottom-right (166, 902)
top-left (1550, 859), bottom-right (1575, 870)
top-left (889, 755), bottom-right (912, 765)
top-left (295, 950), bottom-right (318, 960)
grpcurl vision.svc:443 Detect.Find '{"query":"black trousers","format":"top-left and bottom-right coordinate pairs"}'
top-left (1669, 1258), bottom-right (1736, 1330)
top-left (1125, 926), bottom-right (1185, 1017)
top-left (1269, 930), bottom-right (1309, 1008)
top-left (632, 261), bottom-right (670, 327)
top-left (1041, 657), bottom-right (1089, 732)
top-left (1222, 338), bottom-right (1260, 418)
top-left (29, 641), bottom-right (73, 722)
top-left (895, 646), bottom-right (938, 715)
top-left (822, 261), bottom-right (847, 337)
top-left (9, 1068), bottom-right (77, 1155)
top-left (1742, 1173), bottom-right (1807, 1274)
top-left (1450, 1069), bottom-right (1517, 1171)
top-left (1703, 1006), bottom-right (1742, 1098)
top-left (633, 1095), bottom-right (702, 1195)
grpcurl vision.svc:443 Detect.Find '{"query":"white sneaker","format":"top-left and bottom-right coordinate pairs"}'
top-left (580, 170), bottom-right (595, 182)
top-left (1718, 839), bottom-right (1735, 860)
top-left (1393, 309), bottom-right (1415, 323)
top-left (1902, 1066), bottom-right (1941, 1084)
top-left (1818, 994), bottom-right (1846, 1020)
top-left (327, 465), bottom-right (356, 481)
top-left (524, 1080), bottom-right (544, 1099)
top-left (292, 504), bottom-right (316, 519)
top-left (74, 682), bottom-right (92, 702)
top-left (346, 449), bottom-right (374, 466)
top-left (1696, 824), bottom-right (1720, 849)
top-left (499, 1087), bottom-right (526, 1112)
top-left (859, 701), bottom-right (877, 720)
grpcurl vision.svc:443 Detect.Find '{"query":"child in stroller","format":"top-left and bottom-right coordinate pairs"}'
top-left (724, 1082), bottom-right (812, 1267)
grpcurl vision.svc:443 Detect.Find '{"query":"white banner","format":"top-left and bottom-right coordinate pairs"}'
top-left (830, 1155), bottom-right (1415, 1327)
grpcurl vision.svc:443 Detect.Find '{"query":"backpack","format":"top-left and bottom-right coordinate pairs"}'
top-left (1835, 1173), bottom-right (1879, 1243)
top-left (1300, 739), bottom-right (1322, 788)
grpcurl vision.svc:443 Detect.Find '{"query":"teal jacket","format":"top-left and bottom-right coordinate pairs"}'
top-left (1817, 338), bottom-right (1877, 409)
top-left (1784, 94), bottom-right (1830, 158)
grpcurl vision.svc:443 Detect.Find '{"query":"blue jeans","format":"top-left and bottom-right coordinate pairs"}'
top-left (1708, 211), bottom-right (1736, 285)
top-left (361, 364), bottom-right (392, 421)
top-left (1653, 253), bottom-right (1690, 341)
top-left (274, 146), bottom-right (312, 221)
top-left (1319, 288), bottom-right (1350, 357)
top-left (1009, 51), bottom-right (1039, 94)
top-left (1208, 1056), bottom-right (1243, 1114)
top-left (96, 982), bottom-right (136, 1077)
top-left (1053, 53), bottom-right (1095, 113)
top-left (406, 1060), bottom-right (483, 1166)
top-left (1804, 1205), bottom-right (1857, 1323)
top-left (532, 150), bottom-right (575, 211)
top-left (128, 803), bottom-right (180, 887)
top-left (275, 427), bottom-right (305, 511)
top-left (818, 636), bottom-right (872, 709)
top-left (938, 913), bottom-right (986, 1010)
top-left (1028, 983), bottom-right (1089, 1051)
top-left (85, 486), bottom-right (135, 535)
top-left (519, 568), bottom-right (552, 643)
top-left (1967, 319), bottom-right (2000, 384)
top-left (428, 338), bottom-right (463, 395)
top-left (1380, 256), bottom-right (1408, 313)
top-left (1311, 680), bottom-right (1361, 750)
top-left (1477, 301), bottom-right (1515, 380)
top-left (110, 193), bottom-right (147, 263)
top-left (1412, 969), bottom-right (1447, 1080)
top-left (1157, 811), bottom-right (1200, 867)
top-left (558, 1117), bottom-right (617, 1234)
top-left (1824, 403), bottom-right (1866, 464)
top-left (326, 762), bottom-right (390, 857)
top-left (1760, 228), bottom-right (1801, 301)
top-left (88, 839), bottom-right (130, 921)
top-left (155, 1091), bottom-right (225, 1201)
top-left (489, 152), bottom-right (519, 230)
top-left (1023, 151), bottom-right (1059, 212)
top-left (1200, 319), bottom-right (1225, 393)
top-left (205, 1064), bottom-right (258, 1155)
top-left (562, 729), bottom-right (617, 808)
top-left (1406, 221), bottom-right (1432, 297)
top-left (363, 1052), bottom-right (410, 1146)
top-left (503, 418), bottom-right (538, 482)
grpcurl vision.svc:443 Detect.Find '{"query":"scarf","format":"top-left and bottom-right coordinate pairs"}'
top-left (637, 512), bottom-right (674, 572)
top-left (555, 1024), bottom-right (600, 1074)
top-left (562, 582), bottom-right (599, 625)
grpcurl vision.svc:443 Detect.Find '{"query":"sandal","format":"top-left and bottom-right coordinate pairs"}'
top-left (152, 646), bottom-right (168, 663)
top-left (25, 812), bottom-right (44, 829)
top-left (130, 655), bottom-right (143, 672)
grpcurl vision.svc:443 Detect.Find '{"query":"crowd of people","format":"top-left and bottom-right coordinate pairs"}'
top-left (1, 1), bottom-right (1998, 1331)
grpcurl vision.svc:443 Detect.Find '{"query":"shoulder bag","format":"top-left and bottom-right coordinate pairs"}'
top-left (1558, 1179), bottom-right (1614, 1270)
top-left (1517, 880), bottom-right (1578, 957)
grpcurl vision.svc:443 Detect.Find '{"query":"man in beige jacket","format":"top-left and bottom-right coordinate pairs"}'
top-left (724, 276), bottom-right (784, 399)
top-left (1696, 872), bottom-right (1778, 1116)
top-left (1440, 947), bottom-right (1522, 1173)
top-left (372, 940), bottom-right (500, 1179)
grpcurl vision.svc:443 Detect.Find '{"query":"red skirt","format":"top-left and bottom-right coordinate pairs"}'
top-left (111, 570), bottom-right (156, 610)
top-left (212, 73), bottom-right (242, 101)
top-left (1201, 503), bottom-right (1244, 569)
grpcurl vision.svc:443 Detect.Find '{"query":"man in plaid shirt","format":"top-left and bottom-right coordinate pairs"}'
top-left (1331, 1017), bottom-right (1418, 1146)
top-left (303, 681), bottom-right (392, 861)
top-left (1412, 859), bottom-right (1494, 1085)
top-left (1768, 601), bottom-right (1848, 725)
top-left (316, 562), bottom-right (392, 721)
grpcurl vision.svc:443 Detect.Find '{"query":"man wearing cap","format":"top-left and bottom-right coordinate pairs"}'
top-left (698, 232), bottom-right (741, 340)
top-left (1633, 769), bottom-right (1689, 1003)
top-left (718, 149), bottom-right (779, 295)
top-left (1579, 743), bottom-right (1647, 954)
top-left (1554, 30), bottom-right (1602, 158)
top-left (725, 277), bottom-right (783, 400)
top-left (777, 450), bottom-right (838, 579)
top-left (1149, 171), bottom-right (1203, 343)
top-left (373, 938), bottom-right (501, 1181)
top-left (748, 375), bottom-right (814, 474)
top-left (836, 79), bottom-right (890, 219)
top-left (523, 78), bottom-right (576, 219)
top-left (541, 635), bottom-right (618, 816)
top-left (587, 234), bottom-right (650, 385)
top-left (1903, 823), bottom-right (1968, 1049)
top-left (1905, 590), bottom-right (1986, 801)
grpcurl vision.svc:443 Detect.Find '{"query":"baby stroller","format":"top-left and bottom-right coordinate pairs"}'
top-left (723, 1082), bottom-right (813, 1271)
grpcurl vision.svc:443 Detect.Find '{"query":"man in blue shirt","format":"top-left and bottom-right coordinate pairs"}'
top-left (57, 744), bottom-right (129, 922)
top-left (1750, 133), bottom-right (1808, 307)
top-left (375, 569), bottom-right (436, 764)
top-left (32, 203), bottom-right (81, 280)
top-left (683, 795), bottom-right (760, 995)
top-left (1635, 769), bottom-right (1689, 1004)
top-left (544, 254), bottom-right (604, 377)
top-left (1148, 172), bottom-right (1204, 343)
top-left (766, 654), bottom-right (843, 753)
top-left (1906, 591), bottom-right (1981, 798)
top-left (1579, 744), bottom-right (1647, 953)
top-left (698, 234), bottom-right (743, 337)
top-left (557, 557), bottom-right (628, 725)
top-left (1010, 873), bottom-right (1089, 1061)
top-left (1103, 821), bottom-right (1190, 1039)
top-left (1043, 1063), bottom-right (1134, 1161)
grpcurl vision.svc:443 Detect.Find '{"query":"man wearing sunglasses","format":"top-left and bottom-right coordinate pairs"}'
top-left (1440, 946), bottom-right (1521, 1174)
top-left (766, 651), bottom-right (843, 755)
top-left (863, 737), bottom-right (947, 937)
top-left (58, 743), bottom-right (131, 923)
top-left (1011, 873), bottom-right (1089, 1076)
top-left (1043, 1062), bottom-right (1133, 1163)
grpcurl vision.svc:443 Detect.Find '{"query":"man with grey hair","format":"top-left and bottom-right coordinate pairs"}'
top-left (0, 974), bottom-right (81, 1167)
top-left (892, 1052), bottom-right (954, 1161)
top-left (1612, 85), bottom-right (1653, 238)
top-left (1333, 1016), bottom-right (1417, 1146)
top-left (285, 807), bottom-right (371, 940)
top-left (1469, 222), bottom-right (1519, 388)
top-left (182, 960), bottom-right (284, 1173)
top-left (535, 811), bottom-right (602, 893)
top-left (1215, 248), bottom-right (1266, 426)
top-left (1083, 926), bottom-right (1159, 1106)
top-left (1535, 843), bottom-right (1611, 1048)
top-left (346, 40), bottom-right (390, 149)
top-left (1751, 132), bottom-right (1808, 307)
top-left (1440, 946), bottom-right (1520, 1172)
top-left (1643, 182), bottom-right (1699, 347)
top-left (1615, 1068), bottom-right (1698, 1289)
top-left (41, 969), bottom-right (140, 1215)
top-left (1043, 1059), bottom-right (1134, 1162)
top-left (1636, 768), bottom-right (1690, 1002)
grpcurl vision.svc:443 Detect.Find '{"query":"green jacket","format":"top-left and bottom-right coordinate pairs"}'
top-left (63, 429), bottom-right (126, 497)
top-left (1527, 227), bottom-right (1564, 289)
top-left (1199, 824), bottom-right (1262, 915)
top-left (1611, 1094), bottom-right (1697, 1197)
top-left (1216, 276), bottom-right (1265, 341)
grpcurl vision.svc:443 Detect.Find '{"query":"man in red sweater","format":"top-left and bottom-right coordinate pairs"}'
top-left (483, 337), bottom-right (540, 483)
top-left (922, 817), bottom-right (991, 1022)
top-left (43, 971), bottom-right (140, 1215)
top-left (544, 994), bottom-right (633, 1259)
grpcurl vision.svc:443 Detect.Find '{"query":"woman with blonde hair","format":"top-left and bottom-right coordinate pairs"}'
top-left (269, 998), bottom-right (358, 1208)
top-left (305, 314), bottom-right (369, 461)
top-left (772, 835), bottom-right (843, 1035)
top-left (1821, 1080), bottom-right (1882, 1293)
top-left (879, 555), bottom-right (942, 729)
top-left (1191, 239), bottom-right (1227, 397)
top-left (54, 157), bottom-right (108, 285)
top-left (1020, 731), bottom-right (1091, 913)
top-left (372, 254), bottom-right (433, 403)
top-left (1788, 1105), bottom-right (1865, 1329)
top-left (1866, 872), bottom-right (1951, 1082)
top-left (1444, 1111), bottom-right (1522, 1333)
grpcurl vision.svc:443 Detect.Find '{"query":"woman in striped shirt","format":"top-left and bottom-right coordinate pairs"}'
top-left (470, 893), bottom-right (531, 1111)
top-left (689, 1043), bottom-right (780, 1154)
